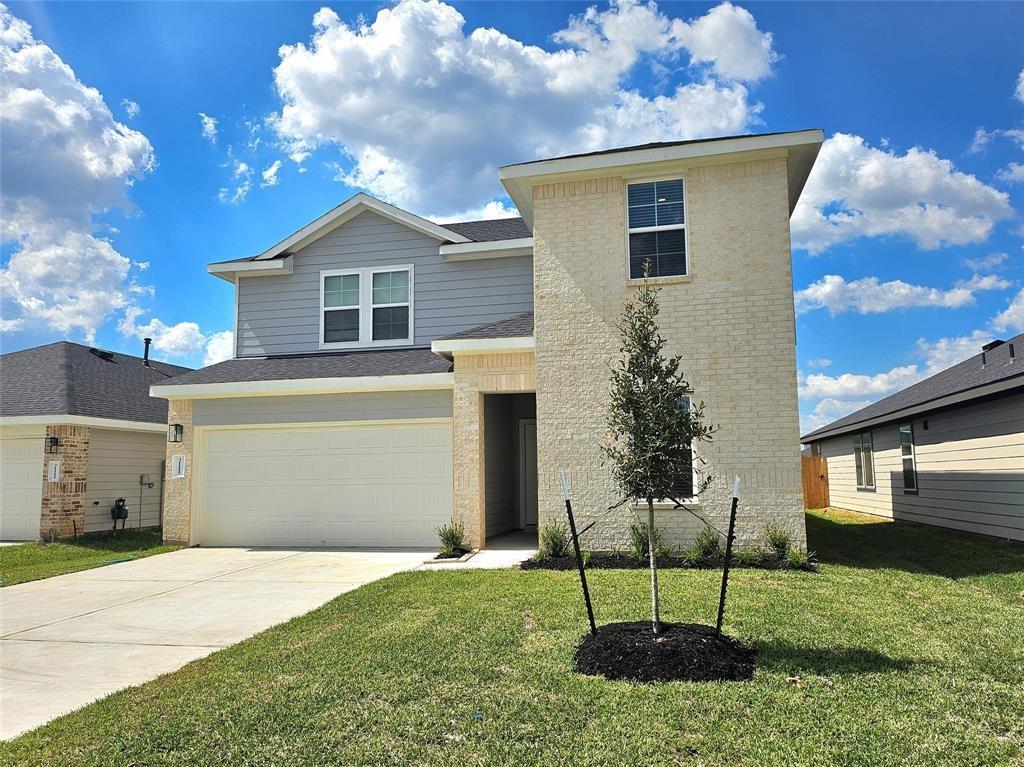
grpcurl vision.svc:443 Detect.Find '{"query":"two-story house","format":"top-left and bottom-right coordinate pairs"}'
top-left (151, 129), bottom-right (823, 551)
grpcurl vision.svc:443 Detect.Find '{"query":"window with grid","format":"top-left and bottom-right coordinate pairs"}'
top-left (320, 266), bottom-right (412, 347)
top-left (853, 431), bottom-right (875, 490)
top-left (899, 423), bottom-right (918, 493)
top-left (627, 179), bottom-right (686, 279)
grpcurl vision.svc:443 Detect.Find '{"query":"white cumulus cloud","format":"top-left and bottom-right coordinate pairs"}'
top-left (121, 98), bottom-right (140, 119)
top-left (963, 252), bottom-right (1008, 271)
top-left (992, 287), bottom-right (1024, 334)
top-left (799, 365), bottom-right (923, 400)
top-left (1016, 68), bottom-right (1024, 103)
top-left (792, 133), bottom-right (1013, 254)
top-left (260, 159), bottom-right (282, 188)
top-left (118, 308), bottom-right (234, 366)
top-left (270, 0), bottom-right (776, 215)
top-left (203, 330), bottom-right (235, 366)
top-left (0, 4), bottom-right (155, 340)
top-left (795, 273), bottom-right (1011, 315)
top-left (996, 162), bottom-right (1024, 184)
top-left (801, 397), bottom-right (872, 434)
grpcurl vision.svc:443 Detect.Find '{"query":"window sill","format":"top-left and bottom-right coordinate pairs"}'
top-left (903, 489), bottom-right (918, 495)
top-left (856, 487), bottom-right (876, 493)
top-left (627, 275), bottom-right (692, 287)
top-left (319, 338), bottom-right (415, 351)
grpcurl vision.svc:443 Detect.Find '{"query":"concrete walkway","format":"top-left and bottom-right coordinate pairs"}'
top-left (0, 547), bottom-right (429, 740)
top-left (420, 530), bottom-right (538, 570)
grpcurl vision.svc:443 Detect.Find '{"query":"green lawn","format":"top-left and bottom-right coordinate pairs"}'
top-left (3, 510), bottom-right (1022, 766)
top-left (0, 529), bottom-right (179, 586)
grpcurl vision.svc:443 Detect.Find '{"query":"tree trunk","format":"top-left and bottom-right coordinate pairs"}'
top-left (647, 497), bottom-right (661, 635)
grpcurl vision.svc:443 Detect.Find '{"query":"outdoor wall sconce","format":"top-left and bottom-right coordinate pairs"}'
top-left (168, 423), bottom-right (184, 443)
top-left (45, 436), bottom-right (59, 453)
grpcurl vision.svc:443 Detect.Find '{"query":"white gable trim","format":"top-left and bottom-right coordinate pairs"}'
top-left (253, 193), bottom-right (470, 262)
top-left (439, 237), bottom-right (533, 262)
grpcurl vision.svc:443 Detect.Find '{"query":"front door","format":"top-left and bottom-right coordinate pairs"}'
top-left (519, 419), bottom-right (538, 527)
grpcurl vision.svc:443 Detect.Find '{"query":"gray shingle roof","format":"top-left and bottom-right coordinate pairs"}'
top-left (801, 333), bottom-right (1024, 442)
top-left (0, 342), bottom-right (191, 423)
top-left (156, 348), bottom-right (452, 387)
top-left (438, 217), bottom-right (531, 242)
top-left (438, 312), bottom-right (534, 341)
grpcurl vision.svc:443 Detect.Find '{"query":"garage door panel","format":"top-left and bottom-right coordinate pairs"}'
top-left (199, 422), bottom-right (452, 547)
top-left (1, 438), bottom-right (43, 540)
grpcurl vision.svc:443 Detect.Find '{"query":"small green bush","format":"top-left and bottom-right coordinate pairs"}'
top-left (435, 521), bottom-right (467, 558)
top-left (785, 548), bottom-right (815, 569)
top-left (609, 545), bottom-right (623, 559)
top-left (680, 547), bottom-right (703, 566)
top-left (693, 526), bottom-right (723, 559)
top-left (764, 523), bottom-right (792, 559)
top-left (578, 550), bottom-right (591, 568)
top-left (733, 545), bottom-right (766, 566)
top-left (538, 523), bottom-right (571, 559)
top-left (628, 520), bottom-right (665, 561)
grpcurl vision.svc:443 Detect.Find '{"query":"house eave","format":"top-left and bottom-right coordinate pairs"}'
top-left (0, 415), bottom-right (167, 433)
top-left (439, 237), bottom-right (533, 262)
top-left (207, 256), bottom-right (294, 282)
top-left (499, 129), bottom-right (825, 226)
top-left (150, 372), bottom-right (456, 401)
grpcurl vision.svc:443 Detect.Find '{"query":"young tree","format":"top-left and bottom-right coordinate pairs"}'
top-left (603, 268), bottom-right (715, 635)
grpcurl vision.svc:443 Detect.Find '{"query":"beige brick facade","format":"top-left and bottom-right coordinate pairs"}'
top-left (39, 424), bottom-right (90, 538)
top-left (452, 351), bottom-right (536, 548)
top-left (162, 399), bottom-right (193, 545)
top-left (531, 159), bottom-right (806, 552)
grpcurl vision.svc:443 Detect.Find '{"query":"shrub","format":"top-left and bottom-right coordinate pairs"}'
top-left (578, 550), bottom-right (591, 568)
top-left (435, 521), bottom-right (467, 558)
top-left (609, 545), bottom-right (623, 559)
top-left (693, 526), bottom-right (723, 560)
top-left (628, 520), bottom-right (665, 561)
top-left (764, 523), bottom-right (792, 559)
top-left (538, 523), bottom-right (571, 559)
top-left (785, 548), bottom-right (815, 570)
top-left (733, 545), bottom-right (766, 566)
top-left (680, 547), bottom-right (703, 566)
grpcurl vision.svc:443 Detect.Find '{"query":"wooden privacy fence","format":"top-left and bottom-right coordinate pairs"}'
top-left (801, 454), bottom-right (829, 509)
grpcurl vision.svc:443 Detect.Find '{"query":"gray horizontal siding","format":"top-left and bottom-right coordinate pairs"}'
top-left (820, 391), bottom-right (1024, 541)
top-left (85, 428), bottom-right (166, 533)
top-left (236, 211), bottom-right (534, 357)
top-left (192, 390), bottom-right (453, 427)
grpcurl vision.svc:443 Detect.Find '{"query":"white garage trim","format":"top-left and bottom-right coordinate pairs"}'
top-left (191, 418), bottom-right (454, 547)
top-left (152, 372), bottom-right (455, 401)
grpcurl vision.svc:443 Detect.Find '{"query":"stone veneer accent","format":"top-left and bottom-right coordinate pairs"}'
top-left (40, 424), bottom-right (89, 538)
top-left (531, 159), bottom-right (806, 551)
top-left (161, 399), bottom-right (194, 544)
top-left (452, 351), bottom-right (536, 548)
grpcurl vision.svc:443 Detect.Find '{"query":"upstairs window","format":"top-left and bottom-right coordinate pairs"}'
top-left (899, 423), bottom-right (918, 493)
top-left (320, 266), bottom-right (413, 348)
top-left (853, 431), bottom-right (875, 490)
top-left (627, 179), bottom-right (687, 279)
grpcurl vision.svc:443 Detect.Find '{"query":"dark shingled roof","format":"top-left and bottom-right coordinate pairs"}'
top-left (801, 333), bottom-right (1024, 442)
top-left (439, 217), bottom-right (531, 242)
top-left (438, 312), bottom-right (534, 341)
top-left (0, 342), bottom-right (191, 423)
top-left (502, 129), bottom-right (821, 168)
top-left (156, 348), bottom-right (451, 387)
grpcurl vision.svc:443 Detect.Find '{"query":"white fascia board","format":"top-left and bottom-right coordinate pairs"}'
top-left (801, 375), bottom-right (1024, 443)
top-left (439, 237), bottom-right (533, 262)
top-left (431, 336), bottom-right (534, 355)
top-left (499, 130), bottom-right (825, 223)
top-left (207, 256), bottom-right (294, 282)
top-left (0, 415), bottom-right (167, 433)
top-left (150, 372), bottom-right (455, 400)
top-left (253, 193), bottom-right (470, 262)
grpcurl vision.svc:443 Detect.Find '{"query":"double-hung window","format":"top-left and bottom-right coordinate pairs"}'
top-left (899, 423), bottom-right (918, 493)
top-left (627, 179), bottom-right (687, 279)
top-left (853, 431), bottom-right (875, 490)
top-left (320, 266), bottom-right (413, 348)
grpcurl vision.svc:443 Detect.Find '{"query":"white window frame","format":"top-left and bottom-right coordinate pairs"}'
top-left (624, 176), bottom-right (690, 281)
top-left (634, 394), bottom-right (700, 509)
top-left (899, 423), bottom-right (918, 494)
top-left (854, 431), bottom-right (875, 491)
top-left (319, 264), bottom-right (414, 349)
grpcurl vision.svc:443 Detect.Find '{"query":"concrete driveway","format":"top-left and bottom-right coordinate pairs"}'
top-left (0, 546), bottom-right (430, 740)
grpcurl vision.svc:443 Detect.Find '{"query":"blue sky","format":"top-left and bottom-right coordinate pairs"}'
top-left (1, 1), bottom-right (1022, 434)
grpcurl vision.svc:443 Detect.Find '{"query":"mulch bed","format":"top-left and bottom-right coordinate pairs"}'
top-left (521, 554), bottom-right (816, 572)
top-left (574, 621), bottom-right (756, 683)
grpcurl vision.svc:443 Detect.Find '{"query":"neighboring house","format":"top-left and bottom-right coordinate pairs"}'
top-left (0, 342), bottom-right (191, 540)
top-left (801, 335), bottom-right (1024, 542)
top-left (151, 129), bottom-right (824, 551)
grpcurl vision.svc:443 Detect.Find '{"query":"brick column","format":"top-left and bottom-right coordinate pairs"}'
top-left (162, 400), bottom-right (194, 545)
top-left (40, 425), bottom-right (89, 538)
